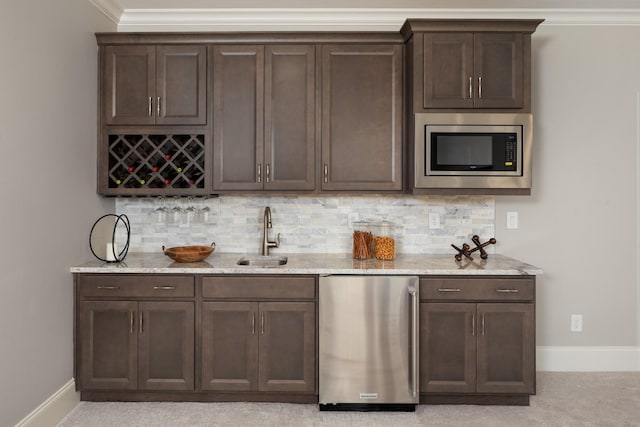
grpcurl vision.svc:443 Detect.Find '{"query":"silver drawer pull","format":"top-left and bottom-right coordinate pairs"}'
top-left (496, 289), bottom-right (519, 293)
top-left (438, 288), bottom-right (461, 292)
top-left (97, 285), bottom-right (119, 290)
top-left (153, 286), bottom-right (176, 290)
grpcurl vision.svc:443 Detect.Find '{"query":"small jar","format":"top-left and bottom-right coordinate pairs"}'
top-left (352, 220), bottom-right (374, 259)
top-left (373, 220), bottom-right (396, 260)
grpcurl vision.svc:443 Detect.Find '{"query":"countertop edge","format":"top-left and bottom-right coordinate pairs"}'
top-left (70, 253), bottom-right (543, 276)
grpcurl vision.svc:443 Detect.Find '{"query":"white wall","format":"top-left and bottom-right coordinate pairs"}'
top-left (0, 0), bottom-right (115, 425)
top-left (496, 25), bottom-right (640, 349)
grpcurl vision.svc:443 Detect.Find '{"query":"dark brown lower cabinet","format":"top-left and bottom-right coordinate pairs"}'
top-left (80, 300), bottom-right (195, 391)
top-left (419, 276), bottom-right (535, 405)
top-left (201, 300), bottom-right (316, 393)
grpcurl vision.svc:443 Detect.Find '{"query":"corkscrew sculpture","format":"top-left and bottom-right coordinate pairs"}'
top-left (451, 235), bottom-right (496, 261)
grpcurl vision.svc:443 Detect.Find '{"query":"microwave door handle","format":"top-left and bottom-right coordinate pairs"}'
top-left (469, 165), bottom-right (493, 170)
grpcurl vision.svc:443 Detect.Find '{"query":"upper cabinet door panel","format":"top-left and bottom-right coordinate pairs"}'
top-left (264, 45), bottom-right (316, 190)
top-left (212, 45), bottom-right (264, 190)
top-left (423, 33), bottom-right (474, 109)
top-left (419, 29), bottom-right (528, 111)
top-left (474, 33), bottom-right (524, 109)
top-left (156, 45), bottom-right (207, 125)
top-left (104, 45), bottom-right (155, 125)
top-left (321, 44), bottom-right (403, 191)
top-left (103, 45), bottom-right (206, 126)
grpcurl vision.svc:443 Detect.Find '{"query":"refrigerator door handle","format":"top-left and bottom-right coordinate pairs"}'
top-left (408, 284), bottom-right (419, 398)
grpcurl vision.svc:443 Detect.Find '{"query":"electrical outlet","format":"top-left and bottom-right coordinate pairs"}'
top-left (506, 211), bottom-right (519, 229)
top-left (571, 314), bottom-right (583, 332)
top-left (428, 212), bottom-right (441, 229)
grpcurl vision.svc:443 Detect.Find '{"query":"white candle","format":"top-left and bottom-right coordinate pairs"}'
top-left (106, 243), bottom-right (118, 262)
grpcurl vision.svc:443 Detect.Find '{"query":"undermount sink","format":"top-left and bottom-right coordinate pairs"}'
top-left (236, 255), bottom-right (288, 268)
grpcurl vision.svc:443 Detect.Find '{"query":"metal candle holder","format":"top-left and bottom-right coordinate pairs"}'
top-left (451, 235), bottom-right (496, 261)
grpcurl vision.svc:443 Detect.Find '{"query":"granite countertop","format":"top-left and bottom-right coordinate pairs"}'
top-left (70, 252), bottom-right (542, 276)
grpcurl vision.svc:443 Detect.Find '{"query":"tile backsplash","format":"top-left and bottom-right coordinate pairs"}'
top-left (116, 195), bottom-right (495, 254)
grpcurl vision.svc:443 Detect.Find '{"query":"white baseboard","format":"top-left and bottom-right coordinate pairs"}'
top-left (537, 346), bottom-right (640, 372)
top-left (14, 379), bottom-right (79, 427)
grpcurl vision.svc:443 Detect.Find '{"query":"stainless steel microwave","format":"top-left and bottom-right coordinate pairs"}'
top-left (414, 113), bottom-right (533, 190)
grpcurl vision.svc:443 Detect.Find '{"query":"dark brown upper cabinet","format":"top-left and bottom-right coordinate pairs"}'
top-left (402, 19), bottom-right (543, 113)
top-left (103, 45), bottom-right (207, 125)
top-left (423, 32), bottom-right (523, 109)
top-left (211, 45), bottom-right (315, 191)
top-left (321, 44), bottom-right (403, 191)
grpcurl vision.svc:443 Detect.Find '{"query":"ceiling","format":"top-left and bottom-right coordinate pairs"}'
top-left (89, 0), bottom-right (640, 31)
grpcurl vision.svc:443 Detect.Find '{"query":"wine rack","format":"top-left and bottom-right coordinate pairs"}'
top-left (107, 134), bottom-right (205, 192)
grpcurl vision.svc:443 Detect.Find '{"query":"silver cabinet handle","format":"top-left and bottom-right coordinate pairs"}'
top-left (472, 313), bottom-right (476, 336)
top-left (153, 286), bottom-right (176, 290)
top-left (97, 285), bottom-right (119, 290)
top-left (157, 96), bottom-right (161, 116)
top-left (251, 313), bottom-right (255, 335)
top-left (468, 76), bottom-right (473, 99)
top-left (437, 288), bottom-right (461, 293)
top-left (260, 312), bottom-right (265, 335)
top-left (408, 284), bottom-right (419, 398)
top-left (478, 76), bottom-right (483, 99)
top-left (257, 164), bottom-right (262, 183)
top-left (481, 314), bottom-right (485, 336)
top-left (139, 311), bottom-right (143, 334)
top-left (496, 289), bottom-right (519, 293)
top-left (130, 311), bottom-right (135, 335)
top-left (265, 163), bottom-right (270, 183)
top-left (148, 97), bottom-right (153, 116)
top-left (323, 164), bottom-right (328, 183)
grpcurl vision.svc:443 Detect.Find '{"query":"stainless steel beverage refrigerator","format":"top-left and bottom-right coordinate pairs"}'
top-left (318, 275), bottom-right (419, 411)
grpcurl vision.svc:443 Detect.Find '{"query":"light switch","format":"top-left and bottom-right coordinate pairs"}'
top-left (506, 211), bottom-right (519, 229)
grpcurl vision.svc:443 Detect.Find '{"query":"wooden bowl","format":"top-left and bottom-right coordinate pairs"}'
top-left (162, 243), bottom-right (215, 263)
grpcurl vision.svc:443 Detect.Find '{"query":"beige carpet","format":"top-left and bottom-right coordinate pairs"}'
top-left (57, 373), bottom-right (640, 427)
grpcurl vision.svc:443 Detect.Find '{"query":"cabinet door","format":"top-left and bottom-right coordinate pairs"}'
top-left (420, 303), bottom-right (476, 393)
top-left (423, 33), bottom-right (474, 109)
top-left (476, 303), bottom-right (534, 394)
top-left (212, 45), bottom-right (264, 190)
top-left (81, 301), bottom-right (137, 390)
top-left (201, 302), bottom-right (259, 391)
top-left (321, 44), bottom-right (403, 191)
top-left (156, 45), bottom-right (207, 125)
top-left (137, 301), bottom-right (195, 391)
top-left (103, 45), bottom-right (155, 125)
top-left (258, 302), bottom-right (316, 393)
top-left (473, 33), bottom-right (524, 109)
top-left (264, 45), bottom-right (316, 190)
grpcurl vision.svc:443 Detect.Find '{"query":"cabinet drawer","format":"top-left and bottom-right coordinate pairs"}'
top-left (79, 274), bottom-right (194, 298)
top-left (202, 276), bottom-right (316, 300)
top-left (420, 276), bottom-right (534, 301)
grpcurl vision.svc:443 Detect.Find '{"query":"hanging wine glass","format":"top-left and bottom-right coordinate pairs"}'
top-left (196, 196), bottom-right (211, 224)
top-left (185, 196), bottom-right (197, 226)
top-left (167, 196), bottom-right (183, 224)
top-left (149, 196), bottom-right (167, 224)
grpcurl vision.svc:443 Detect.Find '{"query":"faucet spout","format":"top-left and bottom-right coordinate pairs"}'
top-left (262, 206), bottom-right (280, 256)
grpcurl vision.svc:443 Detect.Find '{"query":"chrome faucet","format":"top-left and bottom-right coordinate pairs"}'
top-left (262, 206), bottom-right (280, 256)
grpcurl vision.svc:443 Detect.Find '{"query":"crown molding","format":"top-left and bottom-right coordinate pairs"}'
top-left (88, 5), bottom-right (640, 31)
top-left (88, 0), bottom-right (124, 25)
